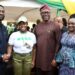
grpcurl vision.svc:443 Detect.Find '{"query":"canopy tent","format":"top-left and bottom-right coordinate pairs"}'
top-left (37, 0), bottom-right (75, 15)
top-left (0, 0), bottom-right (42, 22)
top-left (0, 0), bottom-right (68, 22)
top-left (4, 6), bottom-right (41, 22)
top-left (37, 0), bottom-right (65, 10)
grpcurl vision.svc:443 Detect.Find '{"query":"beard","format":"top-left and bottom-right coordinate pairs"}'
top-left (0, 15), bottom-right (5, 21)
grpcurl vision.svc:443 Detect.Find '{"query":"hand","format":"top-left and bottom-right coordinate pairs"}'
top-left (2, 53), bottom-right (10, 62)
top-left (51, 59), bottom-right (57, 67)
top-left (2, 54), bottom-right (8, 61)
top-left (31, 61), bottom-right (35, 68)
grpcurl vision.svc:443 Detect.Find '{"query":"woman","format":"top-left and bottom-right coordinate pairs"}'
top-left (5, 16), bottom-right (36, 75)
top-left (56, 14), bottom-right (75, 75)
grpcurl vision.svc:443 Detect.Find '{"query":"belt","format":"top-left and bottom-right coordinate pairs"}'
top-left (14, 52), bottom-right (32, 56)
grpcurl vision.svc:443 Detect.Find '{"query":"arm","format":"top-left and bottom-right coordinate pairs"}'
top-left (55, 25), bottom-right (61, 54)
top-left (32, 44), bottom-right (36, 67)
top-left (3, 44), bottom-right (13, 61)
top-left (7, 44), bottom-right (13, 57)
top-left (51, 25), bottom-right (61, 66)
top-left (7, 32), bottom-right (14, 58)
top-left (32, 26), bottom-right (37, 67)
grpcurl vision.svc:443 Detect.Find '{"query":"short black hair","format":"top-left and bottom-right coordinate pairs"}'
top-left (0, 5), bottom-right (4, 9)
top-left (36, 19), bottom-right (41, 24)
top-left (69, 14), bottom-right (75, 19)
top-left (62, 18), bottom-right (67, 26)
top-left (32, 24), bottom-right (36, 28)
top-left (27, 26), bottom-right (30, 31)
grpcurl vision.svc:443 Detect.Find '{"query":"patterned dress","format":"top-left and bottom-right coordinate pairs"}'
top-left (56, 32), bottom-right (75, 75)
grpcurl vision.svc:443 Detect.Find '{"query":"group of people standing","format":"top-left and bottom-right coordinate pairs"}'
top-left (0, 4), bottom-right (75, 75)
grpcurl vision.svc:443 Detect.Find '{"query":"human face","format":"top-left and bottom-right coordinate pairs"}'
top-left (40, 10), bottom-right (50, 22)
top-left (68, 18), bottom-right (75, 32)
top-left (54, 17), bottom-right (63, 29)
top-left (19, 22), bottom-right (28, 33)
top-left (0, 6), bottom-right (5, 21)
top-left (54, 17), bottom-right (63, 25)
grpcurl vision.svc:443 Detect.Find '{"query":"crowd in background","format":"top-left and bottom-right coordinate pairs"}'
top-left (1, 3), bottom-right (75, 75)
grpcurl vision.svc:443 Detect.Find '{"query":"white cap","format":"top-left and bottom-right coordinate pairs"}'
top-left (17, 16), bottom-right (28, 23)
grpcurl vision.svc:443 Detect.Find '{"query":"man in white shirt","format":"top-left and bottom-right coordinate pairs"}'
top-left (5, 16), bottom-right (36, 75)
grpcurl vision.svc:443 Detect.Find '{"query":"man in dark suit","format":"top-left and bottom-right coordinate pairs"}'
top-left (0, 5), bottom-right (8, 75)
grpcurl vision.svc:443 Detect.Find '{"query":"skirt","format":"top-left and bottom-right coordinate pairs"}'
top-left (59, 64), bottom-right (75, 75)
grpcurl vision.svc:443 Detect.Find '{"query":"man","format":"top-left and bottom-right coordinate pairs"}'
top-left (6, 16), bottom-right (36, 75)
top-left (0, 5), bottom-right (8, 75)
top-left (54, 16), bottom-right (67, 51)
top-left (54, 16), bottom-right (67, 33)
top-left (33, 5), bottom-right (61, 75)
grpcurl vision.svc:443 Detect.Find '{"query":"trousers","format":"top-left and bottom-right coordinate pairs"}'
top-left (13, 52), bottom-right (32, 75)
top-left (0, 61), bottom-right (7, 75)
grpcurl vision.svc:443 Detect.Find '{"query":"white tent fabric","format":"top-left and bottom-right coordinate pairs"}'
top-left (0, 0), bottom-right (68, 22)
top-left (0, 0), bottom-right (42, 22)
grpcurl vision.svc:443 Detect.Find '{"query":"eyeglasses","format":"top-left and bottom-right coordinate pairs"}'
top-left (40, 12), bottom-right (50, 14)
